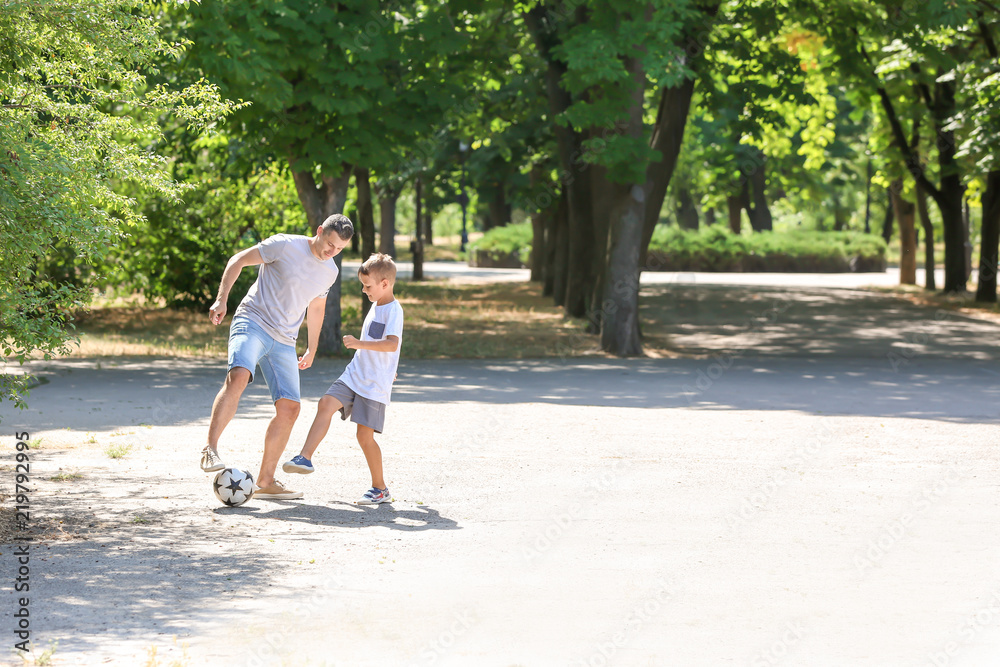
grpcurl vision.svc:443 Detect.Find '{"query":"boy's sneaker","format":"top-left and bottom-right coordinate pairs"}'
top-left (357, 487), bottom-right (391, 505)
top-left (254, 480), bottom-right (303, 500)
top-left (200, 447), bottom-right (225, 472)
top-left (282, 455), bottom-right (314, 474)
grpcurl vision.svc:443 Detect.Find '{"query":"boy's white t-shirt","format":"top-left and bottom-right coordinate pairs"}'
top-left (339, 299), bottom-right (404, 405)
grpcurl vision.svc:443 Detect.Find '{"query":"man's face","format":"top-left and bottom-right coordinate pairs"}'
top-left (314, 231), bottom-right (349, 260)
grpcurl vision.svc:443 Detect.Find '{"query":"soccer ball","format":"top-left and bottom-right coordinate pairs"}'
top-left (213, 468), bottom-right (255, 507)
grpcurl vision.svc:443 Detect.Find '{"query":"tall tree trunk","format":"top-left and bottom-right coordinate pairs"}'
top-left (939, 162), bottom-right (966, 292)
top-left (704, 207), bottom-right (717, 226)
top-left (354, 166), bottom-right (377, 318)
top-left (551, 191), bottom-right (570, 307)
top-left (916, 180), bottom-right (935, 291)
top-left (727, 195), bottom-right (743, 233)
top-left (882, 186), bottom-right (895, 243)
top-left (864, 157), bottom-right (872, 234)
top-left (525, 7), bottom-right (595, 320)
top-left (290, 162), bottom-right (352, 356)
top-left (600, 53), bottom-right (646, 356)
top-left (542, 197), bottom-right (559, 296)
top-left (588, 155), bottom-right (615, 333)
top-left (975, 170), bottom-right (1000, 302)
top-left (412, 177), bottom-right (424, 281)
top-left (484, 184), bottom-right (511, 231)
top-left (963, 198), bottom-right (973, 281)
top-left (530, 208), bottom-right (547, 283)
top-left (676, 187), bottom-right (699, 230)
top-left (891, 180), bottom-right (917, 285)
top-left (746, 156), bottom-right (772, 232)
top-left (529, 166), bottom-right (547, 283)
top-left (602, 180), bottom-right (644, 355)
top-left (423, 201), bottom-right (434, 245)
top-left (377, 183), bottom-right (400, 258)
top-left (867, 52), bottom-right (967, 291)
top-left (641, 74), bottom-right (698, 260)
top-left (290, 164), bottom-right (352, 233)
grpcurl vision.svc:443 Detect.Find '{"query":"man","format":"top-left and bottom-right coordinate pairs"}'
top-left (201, 214), bottom-right (353, 499)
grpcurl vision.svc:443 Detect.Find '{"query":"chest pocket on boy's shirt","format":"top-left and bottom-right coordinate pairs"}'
top-left (368, 321), bottom-right (386, 340)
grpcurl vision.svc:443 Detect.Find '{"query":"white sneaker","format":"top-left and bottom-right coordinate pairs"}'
top-left (357, 487), bottom-right (391, 505)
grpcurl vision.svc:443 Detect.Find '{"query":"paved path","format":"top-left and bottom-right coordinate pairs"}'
top-left (347, 260), bottom-right (948, 289)
top-left (1, 279), bottom-right (998, 667)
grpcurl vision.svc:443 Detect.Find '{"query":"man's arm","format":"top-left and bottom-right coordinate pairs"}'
top-left (343, 335), bottom-right (399, 353)
top-left (298, 295), bottom-right (326, 370)
top-left (209, 247), bottom-right (264, 325)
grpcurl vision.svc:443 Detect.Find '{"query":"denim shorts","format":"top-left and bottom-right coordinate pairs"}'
top-left (228, 317), bottom-right (300, 403)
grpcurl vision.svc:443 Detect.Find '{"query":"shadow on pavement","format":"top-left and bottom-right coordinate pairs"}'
top-left (218, 500), bottom-right (460, 532)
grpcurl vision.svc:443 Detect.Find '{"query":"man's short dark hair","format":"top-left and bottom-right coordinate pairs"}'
top-left (319, 214), bottom-right (354, 240)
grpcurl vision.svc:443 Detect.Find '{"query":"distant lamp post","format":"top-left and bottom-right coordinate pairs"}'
top-left (458, 141), bottom-right (470, 251)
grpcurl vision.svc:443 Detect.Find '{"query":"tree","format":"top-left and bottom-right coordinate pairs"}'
top-left (0, 0), bottom-right (230, 412)
top-left (183, 0), bottom-right (470, 352)
top-left (805, 0), bottom-right (992, 292)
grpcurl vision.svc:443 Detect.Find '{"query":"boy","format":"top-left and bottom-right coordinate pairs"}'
top-left (282, 253), bottom-right (403, 504)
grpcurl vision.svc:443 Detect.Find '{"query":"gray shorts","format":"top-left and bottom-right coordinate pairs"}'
top-left (325, 379), bottom-right (387, 434)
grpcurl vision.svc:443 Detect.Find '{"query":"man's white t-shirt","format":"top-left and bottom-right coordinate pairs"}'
top-left (233, 234), bottom-right (340, 346)
top-left (340, 299), bottom-right (404, 405)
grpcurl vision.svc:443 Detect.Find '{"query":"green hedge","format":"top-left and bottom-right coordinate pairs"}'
top-left (467, 222), bottom-right (532, 268)
top-left (467, 223), bottom-right (888, 273)
top-left (646, 226), bottom-right (888, 272)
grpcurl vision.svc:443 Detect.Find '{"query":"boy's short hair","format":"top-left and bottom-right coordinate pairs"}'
top-left (358, 253), bottom-right (397, 285)
top-left (319, 214), bottom-right (354, 240)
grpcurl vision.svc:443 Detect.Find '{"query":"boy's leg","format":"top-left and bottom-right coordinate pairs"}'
top-left (256, 398), bottom-right (300, 489)
top-left (356, 424), bottom-right (385, 490)
top-left (300, 395), bottom-right (345, 460)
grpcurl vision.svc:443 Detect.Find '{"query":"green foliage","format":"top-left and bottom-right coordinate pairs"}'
top-left (647, 225), bottom-right (888, 272)
top-left (97, 159), bottom-right (306, 310)
top-left (183, 0), bottom-right (474, 174)
top-left (468, 221), bottom-right (532, 264)
top-left (0, 0), bottom-right (233, 413)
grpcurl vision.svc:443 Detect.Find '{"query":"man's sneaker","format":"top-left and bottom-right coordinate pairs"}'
top-left (357, 487), bottom-right (391, 505)
top-left (282, 455), bottom-right (314, 474)
top-left (200, 448), bottom-right (225, 472)
top-left (254, 480), bottom-right (303, 500)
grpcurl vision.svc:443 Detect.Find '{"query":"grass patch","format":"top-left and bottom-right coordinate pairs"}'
top-left (48, 471), bottom-right (84, 482)
top-left (27, 438), bottom-right (42, 450)
top-left (53, 280), bottom-right (683, 360)
top-left (105, 442), bottom-right (133, 459)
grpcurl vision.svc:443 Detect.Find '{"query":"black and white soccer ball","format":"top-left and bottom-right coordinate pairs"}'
top-left (213, 467), bottom-right (255, 507)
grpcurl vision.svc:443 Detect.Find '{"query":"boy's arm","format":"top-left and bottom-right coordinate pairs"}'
top-left (298, 295), bottom-right (326, 369)
top-left (209, 247), bottom-right (264, 325)
top-left (343, 335), bottom-right (399, 353)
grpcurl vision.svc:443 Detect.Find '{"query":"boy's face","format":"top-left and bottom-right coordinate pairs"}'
top-left (359, 273), bottom-right (391, 303)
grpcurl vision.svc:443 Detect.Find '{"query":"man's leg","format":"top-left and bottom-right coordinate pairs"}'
top-left (299, 395), bottom-right (345, 461)
top-left (202, 367), bottom-right (252, 469)
top-left (356, 424), bottom-right (385, 490)
top-left (256, 398), bottom-right (300, 489)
